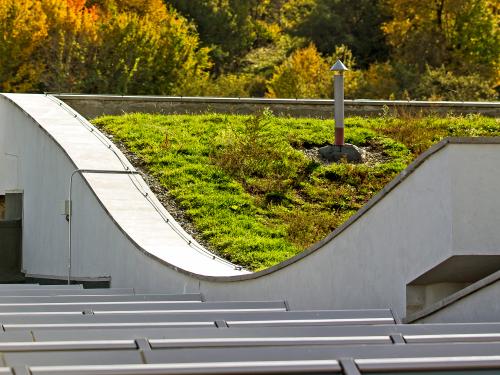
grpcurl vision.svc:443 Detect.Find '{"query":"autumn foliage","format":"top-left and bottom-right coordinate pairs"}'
top-left (0, 0), bottom-right (498, 99)
top-left (0, 0), bottom-right (210, 94)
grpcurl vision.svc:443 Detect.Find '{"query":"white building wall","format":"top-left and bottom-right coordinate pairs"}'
top-left (1, 93), bottom-right (499, 320)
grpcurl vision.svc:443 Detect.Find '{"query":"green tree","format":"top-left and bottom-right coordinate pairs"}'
top-left (415, 65), bottom-right (497, 100)
top-left (166, 0), bottom-right (258, 70)
top-left (289, 0), bottom-right (389, 68)
top-left (83, 6), bottom-right (211, 95)
top-left (383, 0), bottom-right (499, 78)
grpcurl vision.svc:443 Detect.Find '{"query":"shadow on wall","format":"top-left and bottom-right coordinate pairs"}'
top-left (0, 193), bottom-right (23, 282)
top-left (0, 195), bottom-right (4, 219)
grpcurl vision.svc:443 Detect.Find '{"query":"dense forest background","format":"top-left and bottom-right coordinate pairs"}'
top-left (0, 0), bottom-right (498, 100)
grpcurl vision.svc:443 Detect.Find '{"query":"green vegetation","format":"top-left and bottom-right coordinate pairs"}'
top-left (93, 113), bottom-right (499, 271)
top-left (0, 0), bottom-right (498, 100)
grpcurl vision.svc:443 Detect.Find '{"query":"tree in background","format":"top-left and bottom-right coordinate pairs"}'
top-left (0, 0), bottom-right (47, 92)
top-left (0, 0), bottom-right (211, 94)
top-left (381, 0), bottom-right (499, 99)
top-left (383, 0), bottom-right (499, 75)
top-left (165, 0), bottom-right (259, 71)
top-left (289, 0), bottom-right (389, 68)
top-left (36, 0), bottom-right (98, 92)
top-left (84, 2), bottom-right (211, 94)
top-left (266, 43), bottom-right (332, 98)
top-left (0, 0), bottom-right (497, 99)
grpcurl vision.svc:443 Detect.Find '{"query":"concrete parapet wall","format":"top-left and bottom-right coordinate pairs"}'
top-left (55, 95), bottom-right (500, 119)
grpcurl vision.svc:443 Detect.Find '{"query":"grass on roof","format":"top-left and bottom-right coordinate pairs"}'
top-left (92, 112), bottom-right (499, 271)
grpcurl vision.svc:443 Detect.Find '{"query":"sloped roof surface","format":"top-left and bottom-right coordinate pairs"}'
top-left (0, 284), bottom-right (498, 374)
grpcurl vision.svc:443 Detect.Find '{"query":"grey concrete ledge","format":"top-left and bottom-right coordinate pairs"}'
top-left (55, 95), bottom-right (500, 119)
top-left (54, 94), bottom-right (500, 108)
top-left (404, 269), bottom-right (500, 323)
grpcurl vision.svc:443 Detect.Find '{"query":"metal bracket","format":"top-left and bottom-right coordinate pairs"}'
top-left (339, 358), bottom-right (361, 375)
top-left (215, 320), bottom-right (229, 328)
top-left (135, 338), bottom-right (152, 351)
top-left (390, 333), bottom-right (406, 344)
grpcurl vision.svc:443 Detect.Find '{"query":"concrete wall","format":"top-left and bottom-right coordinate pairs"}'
top-left (56, 95), bottom-right (500, 119)
top-left (1, 93), bottom-right (499, 321)
top-left (411, 271), bottom-right (500, 323)
top-left (420, 280), bottom-right (500, 323)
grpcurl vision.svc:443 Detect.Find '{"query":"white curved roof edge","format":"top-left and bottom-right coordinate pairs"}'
top-left (1, 93), bottom-right (248, 277)
top-left (54, 94), bottom-right (500, 107)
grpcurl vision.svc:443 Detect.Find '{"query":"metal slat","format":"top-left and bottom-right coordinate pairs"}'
top-left (0, 340), bottom-right (136, 351)
top-left (5, 322), bottom-right (217, 331)
top-left (29, 360), bottom-right (343, 374)
top-left (0, 301), bottom-right (286, 313)
top-left (227, 318), bottom-right (395, 327)
top-left (143, 342), bottom-right (500, 364)
top-left (0, 284), bottom-right (39, 289)
top-left (0, 343), bottom-right (499, 370)
top-left (0, 285), bottom-right (83, 294)
top-left (29, 323), bottom-right (500, 343)
top-left (32, 327), bottom-right (229, 341)
top-left (148, 336), bottom-right (392, 348)
top-left (0, 331), bottom-right (34, 342)
top-left (404, 333), bottom-right (500, 344)
top-left (31, 326), bottom-right (396, 342)
top-left (397, 323), bottom-right (500, 335)
top-left (0, 289), bottom-right (135, 297)
top-left (0, 294), bottom-right (203, 304)
top-left (0, 310), bottom-right (395, 327)
top-left (0, 285), bottom-right (81, 290)
top-left (356, 355), bottom-right (500, 371)
top-left (3, 350), bottom-right (143, 367)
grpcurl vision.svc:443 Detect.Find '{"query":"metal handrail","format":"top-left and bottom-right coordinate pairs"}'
top-left (68, 169), bottom-right (140, 285)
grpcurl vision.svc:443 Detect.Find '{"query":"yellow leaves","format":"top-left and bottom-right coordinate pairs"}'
top-left (0, 0), bottom-right (48, 91)
top-left (382, 0), bottom-right (499, 78)
top-left (1, 0), bottom-right (47, 44)
top-left (0, 0), bottom-right (211, 94)
top-left (87, 3), bottom-right (211, 95)
top-left (113, 0), bottom-right (168, 20)
top-left (266, 43), bottom-right (332, 99)
top-left (354, 62), bottom-right (400, 100)
top-left (280, 0), bottom-right (315, 30)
